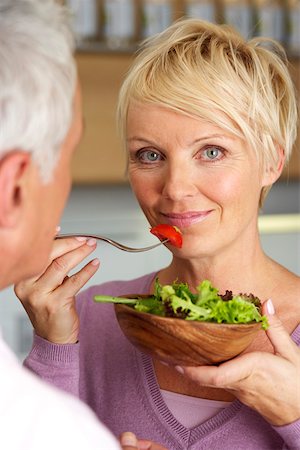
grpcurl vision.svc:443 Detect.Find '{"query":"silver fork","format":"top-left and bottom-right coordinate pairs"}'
top-left (56, 234), bottom-right (168, 253)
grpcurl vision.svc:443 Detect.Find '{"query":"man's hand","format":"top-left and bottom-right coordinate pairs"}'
top-left (14, 236), bottom-right (99, 344)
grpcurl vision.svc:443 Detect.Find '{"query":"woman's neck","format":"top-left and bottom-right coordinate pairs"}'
top-left (154, 241), bottom-right (273, 299)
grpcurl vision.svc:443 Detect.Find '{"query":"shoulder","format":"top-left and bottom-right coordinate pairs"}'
top-left (0, 358), bottom-right (119, 449)
top-left (275, 266), bottom-right (300, 308)
top-left (271, 264), bottom-right (300, 331)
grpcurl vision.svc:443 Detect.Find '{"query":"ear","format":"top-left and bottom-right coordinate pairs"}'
top-left (0, 151), bottom-right (31, 228)
top-left (262, 146), bottom-right (285, 187)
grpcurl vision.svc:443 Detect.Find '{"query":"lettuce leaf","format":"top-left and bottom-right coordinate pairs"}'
top-left (94, 279), bottom-right (268, 329)
top-left (148, 279), bottom-right (268, 329)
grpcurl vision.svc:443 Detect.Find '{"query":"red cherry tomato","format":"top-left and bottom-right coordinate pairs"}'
top-left (150, 224), bottom-right (183, 248)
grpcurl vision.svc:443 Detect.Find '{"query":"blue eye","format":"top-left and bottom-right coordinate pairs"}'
top-left (202, 146), bottom-right (223, 160)
top-left (138, 150), bottom-right (162, 163)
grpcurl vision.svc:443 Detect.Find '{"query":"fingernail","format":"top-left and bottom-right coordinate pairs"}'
top-left (75, 236), bottom-right (87, 242)
top-left (175, 365), bottom-right (184, 374)
top-left (87, 238), bottom-right (97, 247)
top-left (266, 298), bottom-right (275, 315)
top-left (56, 225), bottom-right (61, 233)
top-left (120, 432), bottom-right (138, 446)
top-left (91, 258), bottom-right (100, 266)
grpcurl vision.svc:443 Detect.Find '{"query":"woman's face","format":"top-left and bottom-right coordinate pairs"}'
top-left (127, 101), bottom-right (273, 259)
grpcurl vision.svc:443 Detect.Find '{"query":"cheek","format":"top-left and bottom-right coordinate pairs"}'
top-left (129, 174), bottom-right (161, 225)
top-left (216, 176), bottom-right (243, 200)
top-left (129, 171), bottom-right (154, 202)
top-left (44, 173), bottom-right (71, 228)
top-left (205, 169), bottom-right (261, 207)
top-left (57, 164), bottom-right (72, 201)
top-left (62, 175), bottom-right (72, 200)
top-left (214, 164), bottom-right (261, 198)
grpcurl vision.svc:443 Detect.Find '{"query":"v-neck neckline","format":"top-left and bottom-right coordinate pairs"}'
top-left (138, 352), bottom-right (243, 446)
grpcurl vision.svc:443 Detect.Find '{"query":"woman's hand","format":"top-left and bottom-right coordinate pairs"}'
top-left (120, 432), bottom-right (168, 450)
top-left (176, 299), bottom-right (300, 426)
top-left (14, 236), bottom-right (99, 344)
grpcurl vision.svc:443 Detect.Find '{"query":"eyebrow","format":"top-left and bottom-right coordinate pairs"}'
top-left (189, 134), bottom-right (235, 144)
top-left (127, 133), bottom-right (235, 145)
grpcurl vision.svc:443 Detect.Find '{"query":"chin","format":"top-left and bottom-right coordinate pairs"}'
top-left (174, 242), bottom-right (214, 260)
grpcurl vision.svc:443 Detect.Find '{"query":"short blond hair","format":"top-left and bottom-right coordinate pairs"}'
top-left (117, 18), bottom-right (298, 204)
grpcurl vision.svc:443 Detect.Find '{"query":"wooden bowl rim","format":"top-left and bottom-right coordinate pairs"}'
top-left (114, 297), bottom-right (262, 366)
top-left (114, 297), bottom-right (262, 329)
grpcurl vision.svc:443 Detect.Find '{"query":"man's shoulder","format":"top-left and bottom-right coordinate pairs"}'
top-left (0, 353), bottom-right (119, 449)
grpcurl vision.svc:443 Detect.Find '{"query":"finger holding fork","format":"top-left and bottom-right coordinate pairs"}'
top-left (14, 235), bottom-right (99, 344)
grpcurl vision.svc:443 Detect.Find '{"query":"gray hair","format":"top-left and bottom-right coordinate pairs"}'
top-left (0, 0), bottom-right (76, 182)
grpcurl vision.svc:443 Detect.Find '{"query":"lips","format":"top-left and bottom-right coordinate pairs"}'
top-left (161, 211), bottom-right (212, 228)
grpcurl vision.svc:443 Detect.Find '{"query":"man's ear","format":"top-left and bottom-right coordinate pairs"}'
top-left (0, 151), bottom-right (31, 228)
top-left (262, 146), bottom-right (285, 187)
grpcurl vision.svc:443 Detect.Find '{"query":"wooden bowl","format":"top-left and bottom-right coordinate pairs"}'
top-left (114, 298), bottom-right (261, 366)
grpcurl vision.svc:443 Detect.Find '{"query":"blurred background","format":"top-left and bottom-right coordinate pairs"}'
top-left (0, 0), bottom-right (299, 360)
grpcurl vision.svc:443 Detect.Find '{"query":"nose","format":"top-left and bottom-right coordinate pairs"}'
top-left (161, 162), bottom-right (198, 201)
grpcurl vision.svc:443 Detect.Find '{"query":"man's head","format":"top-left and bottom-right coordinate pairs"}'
top-left (0, 0), bottom-right (82, 287)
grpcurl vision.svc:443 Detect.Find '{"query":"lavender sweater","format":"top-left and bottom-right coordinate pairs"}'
top-left (24, 272), bottom-right (300, 450)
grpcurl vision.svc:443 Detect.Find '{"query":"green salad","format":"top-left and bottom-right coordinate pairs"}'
top-left (94, 279), bottom-right (268, 330)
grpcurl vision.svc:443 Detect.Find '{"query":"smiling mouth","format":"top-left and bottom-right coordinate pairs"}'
top-left (161, 211), bottom-right (213, 228)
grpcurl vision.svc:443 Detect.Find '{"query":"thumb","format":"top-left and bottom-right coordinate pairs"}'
top-left (120, 432), bottom-right (138, 450)
top-left (263, 299), bottom-right (297, 358)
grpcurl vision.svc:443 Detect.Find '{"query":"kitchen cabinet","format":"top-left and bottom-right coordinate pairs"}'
top-left (72, 51), bottom-right (300, 184)
top-left (72, 52), bottom-right (133, 183)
